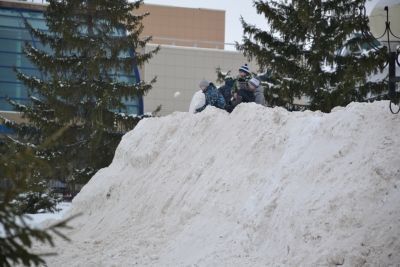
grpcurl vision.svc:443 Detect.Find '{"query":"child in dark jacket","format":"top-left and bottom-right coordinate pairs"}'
top-left (196, 80), bottom-right (226, 113)
top-left (218, 77), bottom-right (235, 104)
top-left (237, 87), bottom-right (256, 103)
top-left (232, 64), bottom-right (252, 94)
top-left (225, 80), bottom-right (255, 112)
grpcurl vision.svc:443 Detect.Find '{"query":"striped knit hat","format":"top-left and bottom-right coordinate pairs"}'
top-left (239, 64), bottom-right (250, 74)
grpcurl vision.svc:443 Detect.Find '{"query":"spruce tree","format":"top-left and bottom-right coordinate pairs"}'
top-left (7, 0), bottom-right (158, 195)
top-left (0, 136), bottom-right (73, 266)
top-left (0, 116), bottom-right (61, 214)
top-left (238, 0), bottom-right (388, 112)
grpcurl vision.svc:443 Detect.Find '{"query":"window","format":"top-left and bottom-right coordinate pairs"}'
top-left (0, 7), bottom-right (141, 114)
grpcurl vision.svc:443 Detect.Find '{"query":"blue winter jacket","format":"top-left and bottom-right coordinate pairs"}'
top-left (196, 83), bottom-right (226, 113)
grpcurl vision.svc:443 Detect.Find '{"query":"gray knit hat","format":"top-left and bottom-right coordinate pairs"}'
top-left (199, 79), bottom-right (209, 89)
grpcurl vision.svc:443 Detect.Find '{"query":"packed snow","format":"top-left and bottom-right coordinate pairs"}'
top-left (39, 101), bottom-right (400, 266)
top-left (0, 202), bottom-right (71, 238)
top-left (26, 202), bottom-right (72, 228)
top-left (188, 90), bottom-right (206, 114)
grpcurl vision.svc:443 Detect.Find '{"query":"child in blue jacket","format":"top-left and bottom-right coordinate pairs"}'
top-left (196, 80), bottom-right (226, 113)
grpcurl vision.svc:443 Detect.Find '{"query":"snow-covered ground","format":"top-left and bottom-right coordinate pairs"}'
top-left (38, 101), bottom-right (400, 266)
top-left (26, 202), bottom-right (72, 228)
top-left (0, 202), bottom-right (71, 239)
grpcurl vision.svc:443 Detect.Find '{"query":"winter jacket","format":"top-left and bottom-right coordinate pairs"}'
top-left (196, 83), bottom-right (226, 113)
top-left (238, 88), bottom-right (255, 103)
top-left (254, 85), bottom-right (266, 106)
top-left (225, 88), bottom-right (255, 113)
top-left (218, 78), bottom-right (235, 104)
top-left (232, 74), bottom-right (252, 94)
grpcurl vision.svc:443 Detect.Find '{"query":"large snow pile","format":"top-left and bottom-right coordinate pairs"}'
top-left (42, 101), bottom-right (400, 266)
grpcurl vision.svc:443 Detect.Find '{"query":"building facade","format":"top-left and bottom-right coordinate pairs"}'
top-left (138, 4), bottom-right (225, 50)
top-left (0, 0), bottom-right (142, 131)
top-left (0, 1), bottom-right (45, 121)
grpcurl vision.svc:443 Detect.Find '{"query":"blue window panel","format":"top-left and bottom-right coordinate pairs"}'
top-left (0, 67), bottom-right (43, 83)
top-left (26, 19), bottom-right (47, 30)
top-left (0, 15), bottom-right (24, 28)
top-left (0, 52), bottom-right (24, 67)
top-left (0, 97), bottom-right (13, 111)
top-left (0, 124), bottom-right (14, 134)
top-left (0, 27), bottom-right (32, 40)
top-left (0, 96), bottom-right (30, 111)
top-left (0, 39), bottom-right (52, 54)
top-left (114, 75), bottom-right (135, 83)
top-left (0, 9), bottom-right (20, 17)
top-left (0, 7), bottom-right (142, 115)
top-left (22, 55), bottom-right (35, 68)
top-left (78, 23), bottom-right (126, 37)
top-left (0, 67), bottom-right (17, 82)
top-left (0, 37), bottom-right (33, 42)
top-left (0, 39), bottom-right (29, 53)
top-left (35, 42), bottom-right (52, 53)
top-left (124, 104), bottom-right (139, 115)
top-left (0, 52), bottom-right (35, 68)
top-left (0, 82), bottom-right (29, 99)
top-left (18, 68), bottom-right (42, 77)
top-left (118, 50), bottom-right (131, 57)
top-left (21, 11), bottom-right (44, 20)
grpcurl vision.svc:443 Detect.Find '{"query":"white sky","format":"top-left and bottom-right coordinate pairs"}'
top-left (365, 0), bottom-right (400, 14)
top-left (143, 0), bottom-right (267, 47)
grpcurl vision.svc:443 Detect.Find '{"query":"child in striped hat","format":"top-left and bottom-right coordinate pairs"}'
top-left (232, 63), bottom-right (252, 94)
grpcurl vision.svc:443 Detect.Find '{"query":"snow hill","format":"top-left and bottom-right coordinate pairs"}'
top-left (43, 101), bottom-right (400, 266)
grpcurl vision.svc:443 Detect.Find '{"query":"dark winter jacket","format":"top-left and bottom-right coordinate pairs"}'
top-left (196, 83), bottom-right (226, 113)
top-left (218, 78), bottom-right (235, 104)
top-left (238, 88), bottom-right (255, 103)
top-left (232, 74), bottom-right (252, 93)
top-left (225, 88), bottom-right (255, 113)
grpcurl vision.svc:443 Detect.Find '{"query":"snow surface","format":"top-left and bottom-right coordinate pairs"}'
top-left (174, 91), bottom-right (181, 98)
top-left (26, 202), bottom-right (72, 228)
top-left (188, 90), bottom-right (206, 114)
top-left (39, 101), bottom-right (400, 266)
top-left (0, 202), bottom-right (71, 238)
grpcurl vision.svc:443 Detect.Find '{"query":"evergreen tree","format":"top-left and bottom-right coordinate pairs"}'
top-left (238, 0), bottom-right (388, 112)
top-left (11, 179), bottom-right (61, 214)
top-left (0, 116), bottom-right (60, 214)
top-left (0, 135), bottom-right (73, 266)
top-left (7, 0), bottom-right (158, 195)
top-left (215, 67), bottom-right (232, 84)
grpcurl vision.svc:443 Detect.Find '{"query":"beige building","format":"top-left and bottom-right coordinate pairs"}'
top-left (139, 4), bottom-right (225, 50)
top-left (142, 44), bottom-right (257, 115)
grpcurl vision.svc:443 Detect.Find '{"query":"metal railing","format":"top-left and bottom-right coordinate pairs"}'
top-left (380, 41), bottom-right (400, 52)
top-left (16, 0), bottom-right (48, 3)
top-left (147, 36), bottom-right (238, 51)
